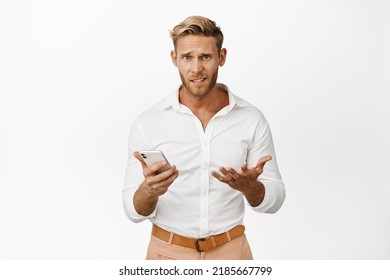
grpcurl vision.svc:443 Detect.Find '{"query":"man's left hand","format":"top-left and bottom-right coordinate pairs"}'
top-left (211, 155), bottom-right (272, 206)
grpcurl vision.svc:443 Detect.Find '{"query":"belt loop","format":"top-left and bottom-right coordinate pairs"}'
top-left (168, 232), bottom-right (174, 244)
top-left (226, 231), bottom-right (232, 242)
top-left (210, 236), bottom-right (217, 248)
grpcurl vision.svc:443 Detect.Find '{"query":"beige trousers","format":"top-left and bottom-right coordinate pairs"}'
top-left (146, 234), bottom-right (253, 260)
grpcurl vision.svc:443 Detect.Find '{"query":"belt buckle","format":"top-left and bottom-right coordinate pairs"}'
top-left (195, 238), bottom-right (205, 253)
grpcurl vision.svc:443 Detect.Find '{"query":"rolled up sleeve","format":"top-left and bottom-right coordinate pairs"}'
top-left (122, 186), bottom-right (157, 222)
top-left (122, 119), bottom-right (156, 223)
top-left (249, 181), bottom-right (286, 213)
top-left (246, 114), bottom-right (286, 213)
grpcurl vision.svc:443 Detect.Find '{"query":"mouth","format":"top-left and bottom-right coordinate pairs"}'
top-left (190, 78), bottom-right (206, 84)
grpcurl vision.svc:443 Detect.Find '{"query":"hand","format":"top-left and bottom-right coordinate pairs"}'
top-left (133, 151), bottom-right (179, 197)
top-left (211, 155), bottom-right (272, 195)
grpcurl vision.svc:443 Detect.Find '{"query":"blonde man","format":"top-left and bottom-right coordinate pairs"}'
top-left (123, 16), bottom-right (285, 260)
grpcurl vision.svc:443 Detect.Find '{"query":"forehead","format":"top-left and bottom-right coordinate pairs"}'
top-left (175, 35), bottom-right (218, 54)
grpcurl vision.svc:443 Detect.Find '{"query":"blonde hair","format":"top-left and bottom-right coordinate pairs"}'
top-left (170, 16), bottom-right (224, 51)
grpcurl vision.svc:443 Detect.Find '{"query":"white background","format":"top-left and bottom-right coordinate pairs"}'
top-left (1, 0), bottom-right (389, 260)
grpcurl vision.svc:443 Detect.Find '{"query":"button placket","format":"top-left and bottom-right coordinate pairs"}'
top-left (199, 121), bottom-right (214, 237)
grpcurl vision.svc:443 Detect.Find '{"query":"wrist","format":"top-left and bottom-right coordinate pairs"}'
top-left (243, 180), bottom-right (265, 207)
top-left (133, 181), bottom-right (159, 217)
top-left (140, 181), bottom-right (159, 200)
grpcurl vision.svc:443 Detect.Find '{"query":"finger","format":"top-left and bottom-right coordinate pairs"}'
top-left (145, 160), bottom-right (169, 176)
top-left (257, 155), bottom-right (272, 167)
top-left (152, 165), bottom-right (177, 182)
top-left (227, 168), bottom-right (240, 180)
top-left (211, 171), bottom-right (228, 183)
top-left (133, 151), bottom-right (148, 168)
top-left (241, 164), bottom-right (249, 174)
top-left (151, 168), bottom-right (179, 189)
top-left (255, 155), bottom-right (272, 174)
top-left (145, 166), bottom-right (178, 187)
top-left (166, 168), bottom-right (179, 183)
top-left (219, 167), bottom-right (229, 176)
top-left (220, 167), bottom-right (235, 181)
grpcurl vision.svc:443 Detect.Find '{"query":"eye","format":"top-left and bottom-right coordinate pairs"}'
top-left (183, 55), bottom-right (191, 61)
top-left (202, 55), bottom-right (210, 60)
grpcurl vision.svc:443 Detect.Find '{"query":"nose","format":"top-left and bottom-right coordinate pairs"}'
top-left (190, 58), bottom-right (203, 73)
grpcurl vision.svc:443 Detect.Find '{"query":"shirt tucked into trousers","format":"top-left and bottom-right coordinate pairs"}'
top-left (123, 84), bottom-right (285, 259)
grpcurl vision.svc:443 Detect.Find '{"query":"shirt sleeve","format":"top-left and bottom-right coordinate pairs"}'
top-left (122, 119), bottom-right (157, 223)
top-left (246, 113), bottom-right (286, 213)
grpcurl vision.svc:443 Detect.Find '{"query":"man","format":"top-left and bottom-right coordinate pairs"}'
top-left (123, 16), bottom-right (285, 260)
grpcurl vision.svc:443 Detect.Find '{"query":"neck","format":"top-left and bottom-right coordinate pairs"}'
top-left (179, 84), bottom-right (229, 130)
top-left (179, 83), bottom-right (228, 113)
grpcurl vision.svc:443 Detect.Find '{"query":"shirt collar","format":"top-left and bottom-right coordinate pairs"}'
top-left (160, 83), bottom-right (250, 111)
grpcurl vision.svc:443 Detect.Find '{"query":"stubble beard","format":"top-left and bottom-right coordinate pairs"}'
top-left (180, 70), bottom-right (219, 99)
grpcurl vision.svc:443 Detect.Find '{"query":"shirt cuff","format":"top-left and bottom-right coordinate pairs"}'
top-left (122, 186), bottom-right (157, 222)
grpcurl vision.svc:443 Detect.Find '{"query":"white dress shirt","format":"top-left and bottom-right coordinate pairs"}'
top-left (123, 84), bottom-right (285, 238)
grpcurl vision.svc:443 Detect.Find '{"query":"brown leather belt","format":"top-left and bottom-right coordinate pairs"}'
top-left (152, 224), bottom-right (245, 252)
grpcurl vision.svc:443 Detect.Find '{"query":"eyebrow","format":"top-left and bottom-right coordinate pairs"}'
top-left (180, 52), bottom-right (212, 57)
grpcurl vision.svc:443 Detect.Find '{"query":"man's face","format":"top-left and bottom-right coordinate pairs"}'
top-left (171, 35), bottom-right (226, 98)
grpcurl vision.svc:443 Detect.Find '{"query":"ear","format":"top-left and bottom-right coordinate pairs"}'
top-left (219, 48), bottom-right (227, 67)
top-left (170, 50), bottom-right (178, 67)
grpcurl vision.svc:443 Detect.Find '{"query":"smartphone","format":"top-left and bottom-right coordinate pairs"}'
top-left (139, 150), bottom-right (171, 174)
